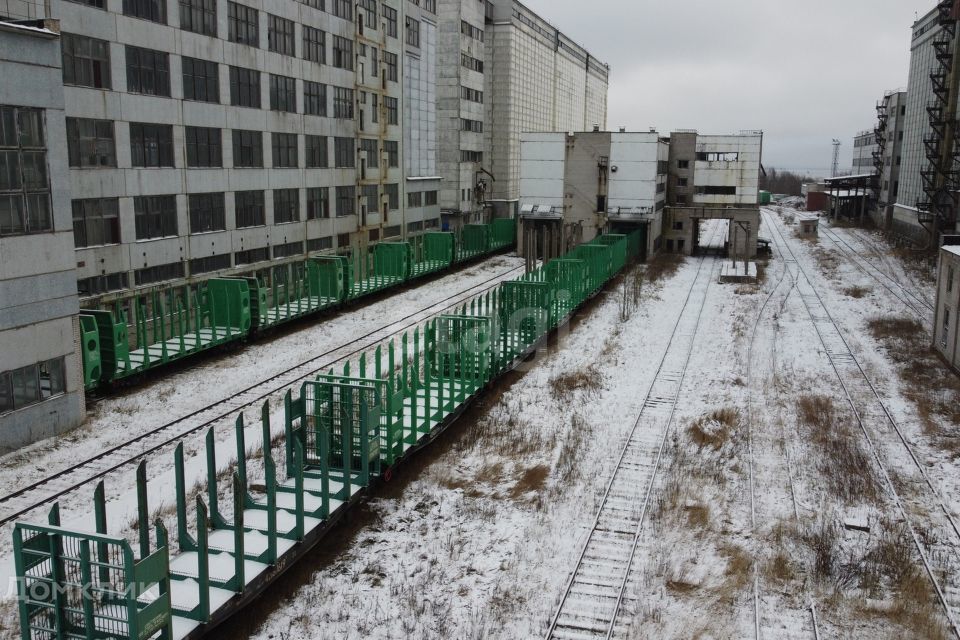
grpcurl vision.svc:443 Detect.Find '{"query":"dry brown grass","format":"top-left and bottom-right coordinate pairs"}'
top-left (645, 253), bottom-right (684, 284)
top-left (843, 285), bottom-right (872, 299)
top-left (813, 247), bottom-right (840, 278)
top-left (796, 395), bottom-right (881, 504)
top-left (554, 413), bottom-right (591, 486)
top-left (684, 503), bottom-right (710, 528)
top-left (509, 465), bottom-right (550, 500)
top-left (549, 365), bottom-right (602, 401)
top-left (869, 316), bottom-right (960, 439)
top-left (720, 544), bottom-right (754, 593)
top-left (765, 552), bottom-right (795, 584)
top-left (687, 408), bottom-right (740, 451)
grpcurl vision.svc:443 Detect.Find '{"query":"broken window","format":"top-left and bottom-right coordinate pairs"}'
top-left (696, 152), bottom-right (739, 162)
top-left (695, 186), bottom-right (737, 196)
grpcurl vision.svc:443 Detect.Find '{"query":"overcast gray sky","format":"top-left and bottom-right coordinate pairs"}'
top-left (519, 0), bottom-right (934, 177)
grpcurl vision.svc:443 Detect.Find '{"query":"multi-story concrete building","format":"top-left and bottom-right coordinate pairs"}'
top-left (403, 0), bottom-right (441, 234)
top-left (518, 129), bottom-right (762, 262)
top-left (435, 0), bottom-right (486, 228)
top-left (852, 129), bottom-right (877, 175)
top-left (874, 89), bottom-right (908, 228)
top-left (518, 130), bottom-right (667, 261)
top-left (0, 10), bottom-right (86, 450)
top-left (431, 0), bottom-right (608, 230)
top-left (52, 0), bottom-right (444, 306)
top-left (893, 4), bottom-right (959, 245)
top-left (662, 131), bottom-right (763, 258)
top-left (484, 0), bottom-right (608, 219)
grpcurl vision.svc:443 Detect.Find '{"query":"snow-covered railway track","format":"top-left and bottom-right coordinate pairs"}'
top-left (764, 210), bottom-right (960, 637)
top-left (815, 222), bottom-right (933, 321)
top-left (744, 228), bottom-right (799, 638)
top-left (546, 226), bottom-right (722, 640)
top-left (0, 264), bottom-right (525, 529)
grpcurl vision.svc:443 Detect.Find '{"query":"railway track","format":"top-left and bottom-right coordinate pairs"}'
top-left (0, 262), bottom-right (526, 528)
top-left (812, 220), bottom-right (933, 321)
top-left (745, 221), bottom-right (797, 639)
top-left (764, 210), bottom-right (960, 637)
top-left (546, 224), bottom-right (722, 640)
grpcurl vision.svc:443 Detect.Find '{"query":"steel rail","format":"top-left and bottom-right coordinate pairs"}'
top-left (0, 262), bottom-right (525, 528)
top-left (546, 222), bottom-right (723, 639)
top-left (816, 222), bottom-right (932, 319)
top-left (764, 210), bottom-right (960, 638)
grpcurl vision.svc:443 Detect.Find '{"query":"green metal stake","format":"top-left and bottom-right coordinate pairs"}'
top-left (136, 460), bottom-right (150, 558)
top-left (359, 396), bottom-right (370, 487)
top-left (207, 428), bottom-right (228, 529)
top-left (294, 439), bottom-right (306, 534)
top-left (284, 390), bottom-right (294, 475)
top-left (264, 454), bottom-right (277, 563)
top-left (196, 497), bottom-right (210, 621)
top-left (234, 415), bottom-right (248, 499)
top-left (262, 402), bottom-right (277, 561)
top-left (155, 520), bottom-right (175, 639)
top-left (93, 483), bottom-right (110, 583)
top-left (173, 443), bottom-right (195, 552)
top-left (317, 393), bottom-right (330, 516)
top-left (232, 473), bottom-right (245, 592)
top-left (48, 526), bottom-right (66, 640)
top-left (79, 540), bottom-right (96, 636)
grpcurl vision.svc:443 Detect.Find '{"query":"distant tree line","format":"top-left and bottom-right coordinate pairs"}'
top-left (759, 168), bottom-right (819, 196)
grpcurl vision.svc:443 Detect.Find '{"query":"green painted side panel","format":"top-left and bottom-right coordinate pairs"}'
top-left (86, 309), bottom-right (130, 383)
top-left (489, 218), bottom-right (517, 250)
top-left (79, 315), bottom-right (102, 390)
top-left (373, 242), bottom-right (412, 280)
top-left (311, 256), bottom-right (349, 301)
top-left (206, 279), bottom-right (253, 334)
top-left (422, 232), bottom-right (454, 265)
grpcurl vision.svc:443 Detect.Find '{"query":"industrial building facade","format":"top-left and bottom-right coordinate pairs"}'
top-left (852, 129), bottom-right (877, 176)
top-left (0, 0), bottom-right (609, 449)
top-left (59, 0), bottom-right (412, 303)
top-left (874, 89), bottom-right (907, 228)
top-left (484, 0), bottom-right (609, 216)
top-left (892, 3), bottom-right (959, 245)
top-left (0, 15), bottom-right (87, 450)
top-left (518, 130), bottom-right (763, 262)
top-left (518, 131), bottom-right (667, 261)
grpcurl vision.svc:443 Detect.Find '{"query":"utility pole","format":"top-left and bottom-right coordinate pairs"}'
top-left (831, 139), bottom-right (842, 178)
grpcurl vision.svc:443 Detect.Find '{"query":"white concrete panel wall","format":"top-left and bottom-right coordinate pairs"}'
top-left (608, 134), bottom-right (659, 209)
top-left (519, 135), bottom-right (565, 208)
top-left (693, 134), bottom-right (762, 206)
top-left (898, 7), bottom-right (941, 210)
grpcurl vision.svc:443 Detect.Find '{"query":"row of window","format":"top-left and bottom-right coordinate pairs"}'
top-left (461, 53), bottom-right (484, 74)
top-left (68, 119), bottom-right (399, 171)
top-left (407, 190), bottom-right (438, 208)
top-left (77, 218), bottom-right (441, 293)
top-left (461, 87), bottom-right (484, 104)
top-left (70, 0), bottom-right (402, 49)
top-left (71, 185), bottom-right (439, 246)
top-left (461, 118), bottom-right (483, 133)
top-left (63, 37), bottom-right (401, 117)
top-left (0, 358), bottom-right (66, 416)
top-left (461, 20), bottom-right (484, 42)
top-left (0, 106), bottom-right (52, 237)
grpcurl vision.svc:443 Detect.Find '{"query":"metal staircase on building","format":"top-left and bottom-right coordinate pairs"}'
top-left (873, 99), bottom-right (888, 198)
top-left (918, 0), bottom-right (960, 232)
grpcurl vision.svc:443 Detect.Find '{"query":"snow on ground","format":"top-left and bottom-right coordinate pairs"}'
top-left (246, 211), bottom-right (958, 640)
top-left (0, 255), bottom-right (521, 628)
top-left (3, 209), bottom-right (959, 639)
